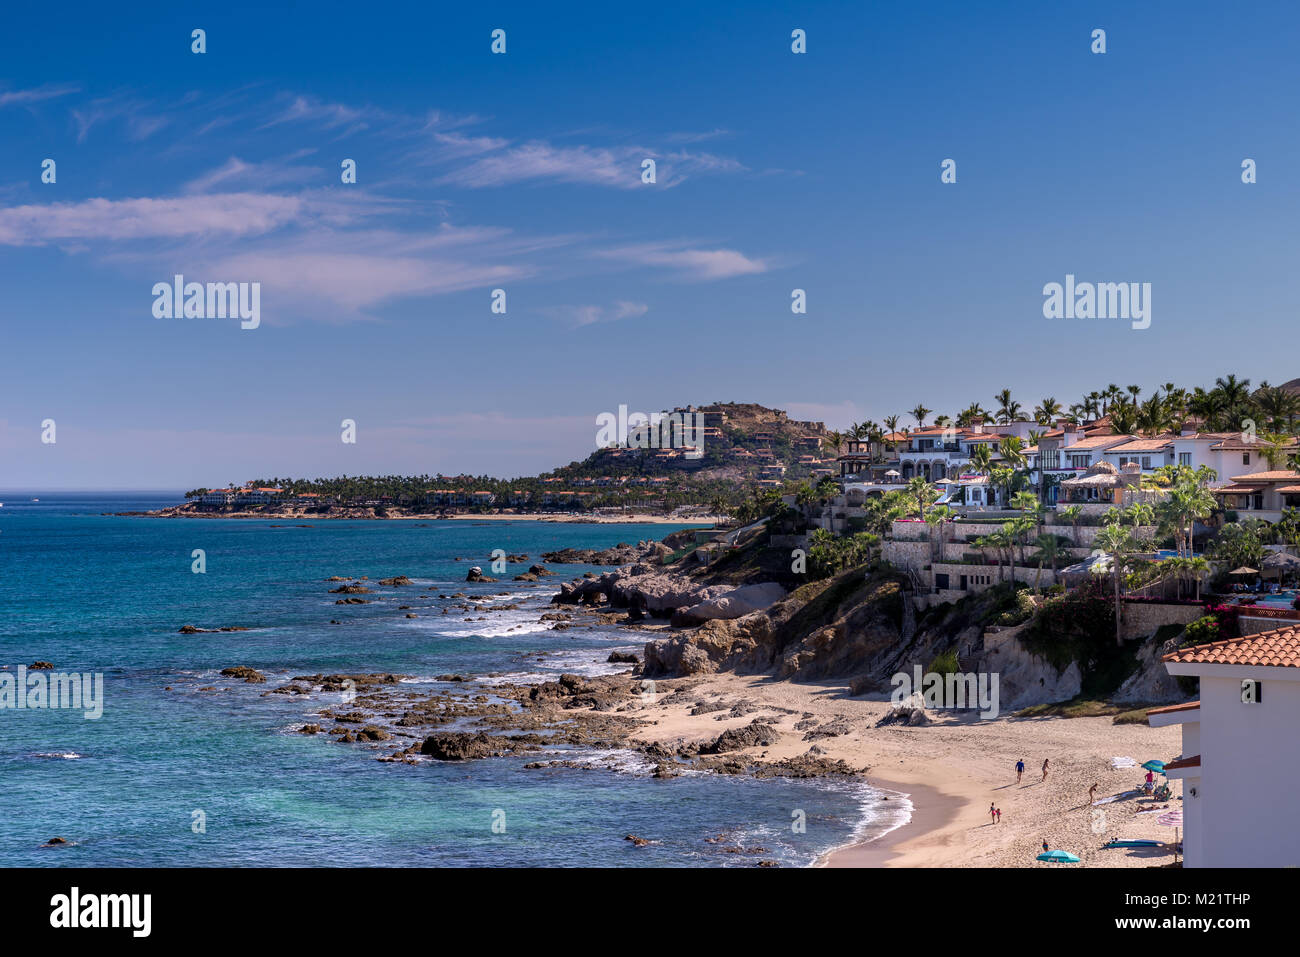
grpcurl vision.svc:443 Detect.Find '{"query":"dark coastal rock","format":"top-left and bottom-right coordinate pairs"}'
top-left (299, 724), bottom-right (322, 734)
top-left (292, 673), bottom-right (403, 691)
top-left (419, 732), bottom-right (502, 761)
top-left (802, 718), bottom-right (852, 741)
top-left (378, 576), bottom-right (413, 586)
top-left (355, 725), bottom-right (392, 742)
top-left (513, 573), bottom-right (538, 582)
top-left (335, 597), bottom-right (370, 604)
top-left (607, 651), bottom-right (639, 664)
top-left (465, 567), bottom-right (497, 583)
top-left (700, 720), bottom-right (778, 754)
top-left (849, 675), bottom-right (883, 696)
top-left (220, 666), bottom-right (266, 684)
top-left (29, 661), bottom-right (54, 670)
top-left (178, 625), bottom-right (251, 634)
top-left (329, 584), bottom-right (371, 594)
top-left (542, 542), bottom-right (670, 566)
top-left (528, 564), bottom-right (552, 576)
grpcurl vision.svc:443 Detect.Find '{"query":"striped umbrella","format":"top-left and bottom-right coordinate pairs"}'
top-left (1158, 809), bottom-right (1184, 860)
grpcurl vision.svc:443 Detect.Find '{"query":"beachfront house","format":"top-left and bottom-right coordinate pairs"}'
top-left (1154, 624), bottom-right (1300, 867)
top-left (1210, 470), bottom-right (1300, 523)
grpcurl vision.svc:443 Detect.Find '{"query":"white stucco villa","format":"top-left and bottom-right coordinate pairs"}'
top-left (1152, 624), bottom-right (1300, 867)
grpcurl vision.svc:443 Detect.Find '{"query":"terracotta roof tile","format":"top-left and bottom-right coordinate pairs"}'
top-left (1229, 470), bottom-right (1300, 483)
top-left (1107, 437), bottom-right (1175, 452)
top-left (1163, 624), bottom-right (1300, 669)
top-left (1164, 755), bottom-right (1201, 770)
top-left (1145, 701), bottom-right (1200, 717)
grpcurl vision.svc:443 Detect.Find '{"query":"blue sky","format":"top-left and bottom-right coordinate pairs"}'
top-left (3, 0), bottom-right (1299, 487)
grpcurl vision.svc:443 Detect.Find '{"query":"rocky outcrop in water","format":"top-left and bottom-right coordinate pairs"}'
top-left (542, 541), bottom-right (673, 566)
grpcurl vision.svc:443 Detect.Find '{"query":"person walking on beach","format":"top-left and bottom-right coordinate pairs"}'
top-left (990, 803), bottom-right (997, 824)
top-left (1088, 782), bottom-right (1099, 804)
top-left (995, 808), bottom-right (1002, 824)
top-left (1041, 758), bottom-right (1050, 782)
top-left (1015, 758), bottom-right (1025, 783)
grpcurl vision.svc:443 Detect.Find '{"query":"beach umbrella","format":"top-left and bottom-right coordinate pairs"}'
top-left (1141, 759), bottom-right (1166, 774)
top-left (1229, 566), bottom-right (1258, 576)
top-left (885, 469), bottom-right (900, 477)
top-left (1036, 850), bottom-right (1080, 863)
top-left (1157, 809), bottom-right (1184, 861)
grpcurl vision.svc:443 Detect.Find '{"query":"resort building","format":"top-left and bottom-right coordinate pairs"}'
top-left (199, 487), bottom-right (240, 506)
top-left (1210, 470), bottom-right (1300, 522)
top-left (1156, 624), bottom-right (1300, 867)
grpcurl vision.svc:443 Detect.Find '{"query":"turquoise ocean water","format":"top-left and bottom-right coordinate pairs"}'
top-left (0, 492), bottom-right (900, 867)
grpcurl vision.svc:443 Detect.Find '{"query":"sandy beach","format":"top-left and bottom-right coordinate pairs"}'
top-left (620, 672), bottom-right (1183, 868)
top-left (449, 512), bottom-right (718, 525)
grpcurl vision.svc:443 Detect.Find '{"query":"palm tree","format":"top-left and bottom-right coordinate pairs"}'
top-left (910, 405), bottom-right (932, 429)
top-left (968, 443), bottom-right (993, 475)
top-left (906, 476), bottom-right (937, 523)
top-left (974, 533), bottom-right (1002, 581)
top-left (1095, 521), bottom-right (1135, 647)
top-left (1034, 397), bottom-right (1063, 425)
top-left (826, 430), bottom-right (845, 458)
top-left (994, 389), bottom-right (1023, 425)
top-left (1012, 490), bottom-right (1044, 535)
top-left (1058, 504), bottom-right (1083, 546)
top-left (1032, 533), bottom-right (1062, 592)
top-left (882, 415), bottom-right (902, 456)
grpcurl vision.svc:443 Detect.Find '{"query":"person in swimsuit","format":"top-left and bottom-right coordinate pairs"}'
top-left (990, 803), bottom-right (997, 824)
top-left (1042, 758), bottom-right (1050, 781)
top-left (1016, 758), bottom-right (1025, 783)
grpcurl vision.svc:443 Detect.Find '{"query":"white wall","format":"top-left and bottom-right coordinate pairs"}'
top-left (1194, 674), bottom-right (1300, 866)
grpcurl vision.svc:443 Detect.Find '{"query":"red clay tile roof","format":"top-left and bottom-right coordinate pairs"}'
top-left (1108, 437), bottom-right (1175, 452)
top-left (1065, 434), bottom-right (1134, 450)
top-left (1229, 470), bottom-right (1300, 483)
top-left (1163, 624), bottom-right (1300, 669)
top-left (1164, 755), bottom-right (1201, 771)
top-left (1146, 701), bottom-right (1200, 717)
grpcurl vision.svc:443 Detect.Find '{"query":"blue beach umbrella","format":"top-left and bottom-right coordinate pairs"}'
top-left (1141, 760), bottom-right (1166, 774)
top-left (1036, 850), bottom-right (1081, 863)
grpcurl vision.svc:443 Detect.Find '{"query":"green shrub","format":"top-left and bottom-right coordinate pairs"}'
top-left (928, 648), bottom-right (960, 677)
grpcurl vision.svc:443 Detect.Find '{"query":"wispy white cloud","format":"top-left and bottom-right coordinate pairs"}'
top-left (0, 83), bottom-right (79, 108)
top-left (70, 96), bottom-right (170, 143)
top-left (543, 300), bottom-right (648, 327)
top-left (259, 94), bottom-right (371, 136)
top-left (437, 141), bottom-right (746, 189)
top-left (595, 242), bottom-right (769, 280)
top-left (0, 193), bottom-right (309, 244)
top-left (182, 153), bottom-right (323, 193)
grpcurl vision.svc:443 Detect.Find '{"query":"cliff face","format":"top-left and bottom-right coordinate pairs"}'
top-left (641, 567), bottom-right (916, 681)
